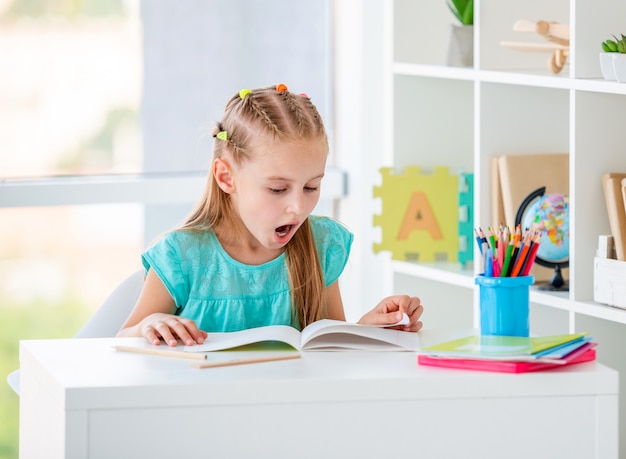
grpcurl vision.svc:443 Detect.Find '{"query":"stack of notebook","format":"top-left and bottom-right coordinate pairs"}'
top-left (417, 333), bottom-right (596, 373)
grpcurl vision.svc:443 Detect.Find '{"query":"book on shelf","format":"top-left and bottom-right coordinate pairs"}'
top-left (490, 157), bottom-right (506, 228)
top-left (417, 345), bottom-right (597, 374)
top-left (601, 172), bottom-right (626, 261)
top-left (418, 332), bottom-right (590, 362)
top-left (184, 318), bottom-right (420, 353)
top-left (622, 178), bottom-right (626, 221)
top-left (496, 153), bottom-right (569, 225)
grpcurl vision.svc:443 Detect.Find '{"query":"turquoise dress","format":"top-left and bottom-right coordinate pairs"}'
top-left (142, 216), bottom-right (353, 332)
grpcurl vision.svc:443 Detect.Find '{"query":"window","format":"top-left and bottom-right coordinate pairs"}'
top-left (1, 2), bottom-right (338, 457)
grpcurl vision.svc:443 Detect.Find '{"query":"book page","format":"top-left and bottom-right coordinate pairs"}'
top-left (301, 319), bottom-right (420, 351)
top-left (184, 325), bottom-right (303, 352)
top-left (184, 315), bottom-right (413, 353)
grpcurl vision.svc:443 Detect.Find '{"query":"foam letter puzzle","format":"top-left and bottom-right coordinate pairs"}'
top-left (458, 172), bottom-right (474, 266)
top-left (397, 191), bottom-right (443, 240)
top-left (373, 166), bottom-right (459, 262)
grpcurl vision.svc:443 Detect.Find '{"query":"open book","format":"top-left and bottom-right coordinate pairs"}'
top-left (184, 318), bottom-right (420, 352)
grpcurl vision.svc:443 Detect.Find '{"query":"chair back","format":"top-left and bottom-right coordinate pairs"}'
top-left (74, 270), bottom-right (144, 338)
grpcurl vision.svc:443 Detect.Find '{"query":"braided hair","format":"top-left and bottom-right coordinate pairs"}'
top-left (182, 85), bottom-right (329, 329)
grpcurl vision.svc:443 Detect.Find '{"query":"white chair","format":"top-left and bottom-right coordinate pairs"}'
top-left (6, 270), bottom-right (145, 396)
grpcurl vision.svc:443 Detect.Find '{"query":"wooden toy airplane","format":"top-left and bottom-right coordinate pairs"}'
top-left (500, 20), bottom-right (570, 74)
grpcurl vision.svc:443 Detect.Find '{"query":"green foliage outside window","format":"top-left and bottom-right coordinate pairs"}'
top-left (0, 299), bottom-right (90, 459)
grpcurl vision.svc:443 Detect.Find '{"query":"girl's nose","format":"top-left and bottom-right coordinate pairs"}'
top-left (286, 192), bottom-right (304, 214)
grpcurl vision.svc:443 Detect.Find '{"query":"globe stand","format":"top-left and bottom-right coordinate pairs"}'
top-left (536, 264), bottom-right (569, 291)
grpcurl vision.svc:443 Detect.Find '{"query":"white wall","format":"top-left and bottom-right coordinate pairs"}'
top-left (140, 0), bottom-right (335, 242)
top-left (334, 0), bottom-right (392, 321)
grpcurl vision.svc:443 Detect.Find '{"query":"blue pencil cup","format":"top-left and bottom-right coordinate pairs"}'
top-left (475, 275), bottom-right (535, 337)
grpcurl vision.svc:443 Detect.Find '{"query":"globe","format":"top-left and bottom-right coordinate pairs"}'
top-left (521, 193), bottom-right (569, 263)
top-left (515, 187), bottom-right (569, 291)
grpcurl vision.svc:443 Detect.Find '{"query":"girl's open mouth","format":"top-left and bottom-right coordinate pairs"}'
top-left (275, 224), bottom-right (293, 238)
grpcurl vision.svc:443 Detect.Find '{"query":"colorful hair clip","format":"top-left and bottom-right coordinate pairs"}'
top-left (276, 83), bottom-right (288, 92)
top-left (299, 93), bottom-right (308, 98)
top-left (216, 131), bottom-right (228, 141)
top-left (239, 88), bottom-right (251, 99)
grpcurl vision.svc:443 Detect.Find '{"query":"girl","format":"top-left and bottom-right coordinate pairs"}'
top-left (118, 84), bottom-right (423, 346)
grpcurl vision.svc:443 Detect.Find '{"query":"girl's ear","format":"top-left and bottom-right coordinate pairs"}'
top-left (213, 158), bottom-right (235, 194)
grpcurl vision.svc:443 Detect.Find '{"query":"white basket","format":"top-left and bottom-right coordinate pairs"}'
top-left (594, 257), bottom-right (626, 309)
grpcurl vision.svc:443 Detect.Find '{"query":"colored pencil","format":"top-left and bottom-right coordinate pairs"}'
top-left (511, 233), bottom-right (532, 277)
top-left (474, 228), bottom-right (484, 254)
top-left (497, 227), bottom-right (508, 269)
top-left (522, 233), bottom-right (542, 276)
top-left (112, 345), bottom-right (208, 360)
top-left (500, 239), bottom-right (515, 277)
top-left (192, 353), bottom-right (301, 369)
top-left (487, 226), bottom-right (497, 250)
top-left (485, 249), bottom-right (494, 277)
top-left (506, 226), bottom-right (522, 276)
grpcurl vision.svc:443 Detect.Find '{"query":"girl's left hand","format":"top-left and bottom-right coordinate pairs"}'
top-left (358, 295), bottom-right (423, 332)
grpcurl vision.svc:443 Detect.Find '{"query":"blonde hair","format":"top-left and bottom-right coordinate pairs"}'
top-left (182, 85), bottom-right (329, 329)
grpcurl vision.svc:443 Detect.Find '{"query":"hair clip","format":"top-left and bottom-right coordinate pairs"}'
top-left (299, 93), bottom-right (308, 98)
top-left (239, 88), bottom-right (251, 99)
top-left (276, 83), bottom-right (288, 92)
top-left (216, 131), bottom-right (228, 141)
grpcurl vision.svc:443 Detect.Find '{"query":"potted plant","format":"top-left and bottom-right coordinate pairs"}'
top-left (445, 0), bottom-right (474, 67)
top-left (447, 0), bottom-right (473, 26)
top-left (600, 34), bottom-right (626, 82)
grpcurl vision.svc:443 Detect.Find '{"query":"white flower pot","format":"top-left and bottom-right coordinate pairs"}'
top-left (612, 53), bottom-right (626, 83)
top-left (445, 24), bottom-right (474, 67)
top-left (599, 52), bottom-right (616, 80)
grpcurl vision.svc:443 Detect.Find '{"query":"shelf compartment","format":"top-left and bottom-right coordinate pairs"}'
top-left (393, 75), bottom-right (474, 172)
top-left (478, 0), bottom-right (569, 73)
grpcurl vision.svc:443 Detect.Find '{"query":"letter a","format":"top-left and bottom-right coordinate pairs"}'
top-left (397, 191), bottom-right (443, 240)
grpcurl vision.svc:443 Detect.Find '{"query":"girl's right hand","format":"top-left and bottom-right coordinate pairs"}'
top-left (139, 313), bottom-right (208, 347)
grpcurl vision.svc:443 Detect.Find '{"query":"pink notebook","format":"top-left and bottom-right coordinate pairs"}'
top-left (417, 345), bottom-right (596, 374)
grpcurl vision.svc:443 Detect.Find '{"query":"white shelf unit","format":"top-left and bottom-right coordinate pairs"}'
top-left (383, 0), bottom-right (626, 452)
top-left (385, 0), bottom-right (626, 326)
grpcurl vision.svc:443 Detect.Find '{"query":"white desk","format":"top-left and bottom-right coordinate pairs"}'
top-left (20, 334), bottom-right (618, 459)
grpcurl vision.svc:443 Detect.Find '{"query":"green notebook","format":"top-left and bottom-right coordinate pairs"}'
top-left (420, 333), bottom-right (588, 361)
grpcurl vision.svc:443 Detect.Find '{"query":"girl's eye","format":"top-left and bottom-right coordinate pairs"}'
top-left (304, 186), bottom-right (318, 192)
top-left (270, 188), bottom-right (286, 194)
